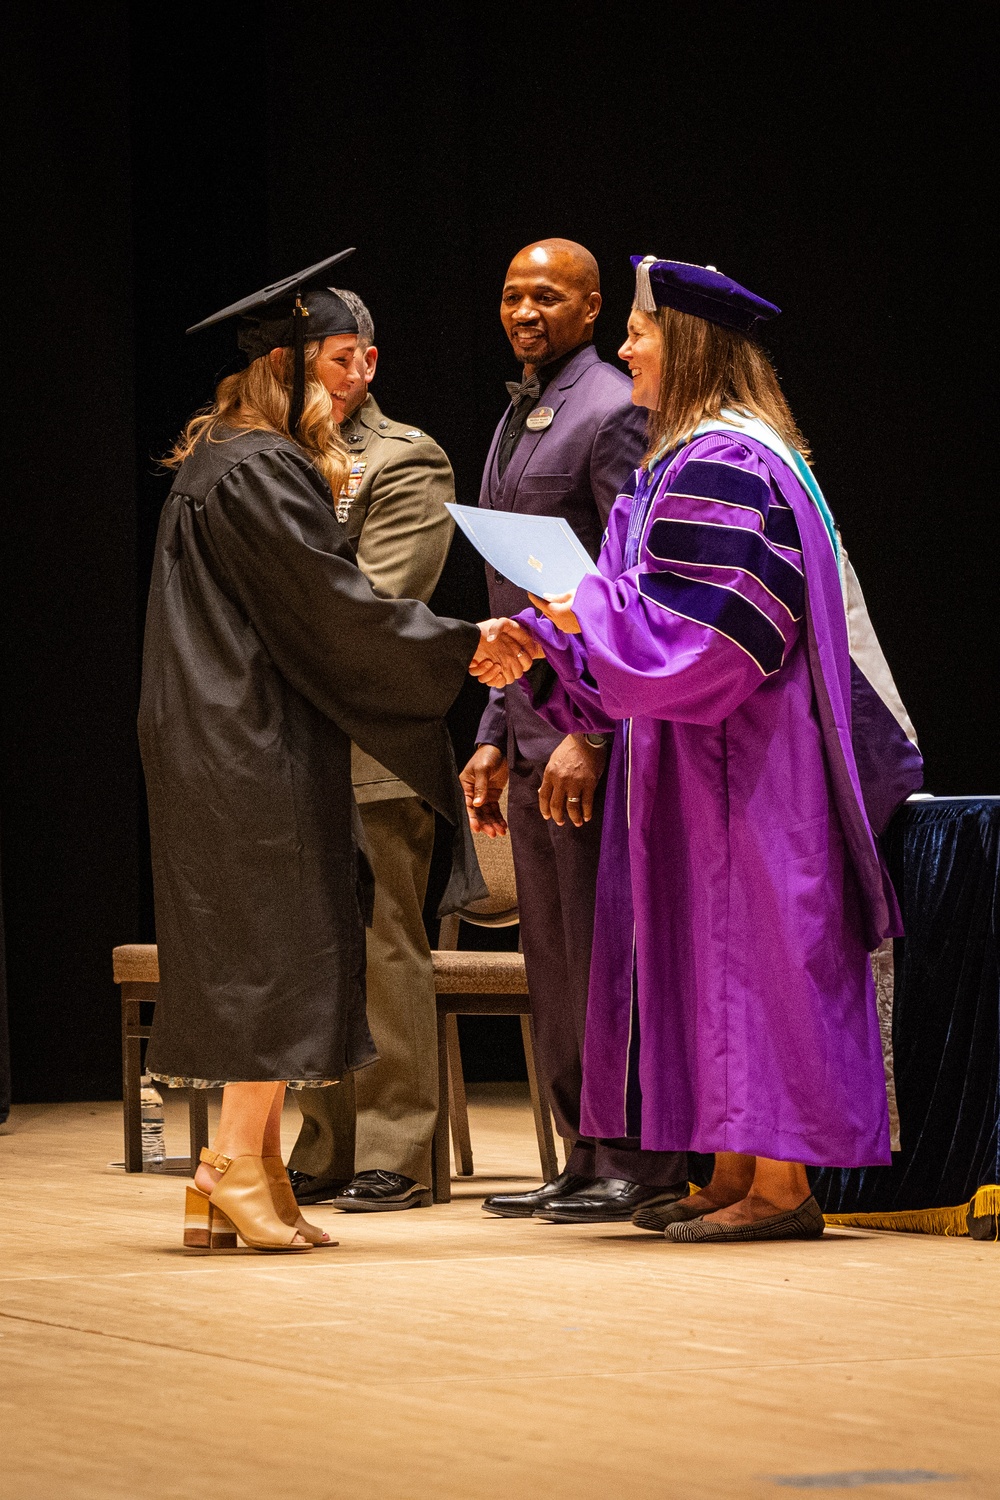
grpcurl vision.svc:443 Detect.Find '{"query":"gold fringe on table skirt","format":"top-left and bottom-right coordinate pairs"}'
top-left (823, 1184), bottom-right (1000, 1236)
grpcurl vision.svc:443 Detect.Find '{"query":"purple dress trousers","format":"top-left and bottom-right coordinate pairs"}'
top-left (476, 345), bottom-right (682, 1184)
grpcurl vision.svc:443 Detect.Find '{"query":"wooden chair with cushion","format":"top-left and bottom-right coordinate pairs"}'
top-left (430, 791), bottom-right (559, 1203)
top-left (111, 944), bottom-right (209, 1173)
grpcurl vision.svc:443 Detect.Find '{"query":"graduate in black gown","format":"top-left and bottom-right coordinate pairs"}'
top-left (139, 251), bottom-right (534, 1252)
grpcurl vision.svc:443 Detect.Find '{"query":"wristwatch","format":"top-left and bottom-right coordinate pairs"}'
top-left (583, 733), bottom-right (609, 748)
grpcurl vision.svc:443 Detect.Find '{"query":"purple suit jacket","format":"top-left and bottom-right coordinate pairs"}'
top-left (475, 343), bottom-right (647, 763)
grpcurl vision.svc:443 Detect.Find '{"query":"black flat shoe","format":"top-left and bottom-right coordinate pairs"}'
top-left (288, 1170), bottom-right (352, 1206)
top-left (334, 1170), bottom-right (431, 1212)
top-left (481, 1170), bottom-right (596, 1219)
top-left (665, 1195), bottom-right (826, 1242)
top-left (535, 1179), bottom-right (688, 1224)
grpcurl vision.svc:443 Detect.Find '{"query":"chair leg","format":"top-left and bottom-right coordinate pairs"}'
top-left (562, 1136), bottom-right (575, 1171)
top-left (432, 1007), bottom-right (452, 1203)
top-left (187, 1089), bottom-right (210, 1173)
top-left (521, 1014), bottom-right (558, 1182)
top-left (122, 995), bottom-right (144, 1173)
top-left (446, 1015), bottom-right (474, 1176)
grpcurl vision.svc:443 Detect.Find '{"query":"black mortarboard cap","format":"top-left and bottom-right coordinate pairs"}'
top-left (186, 248), bottom-right (359, 433)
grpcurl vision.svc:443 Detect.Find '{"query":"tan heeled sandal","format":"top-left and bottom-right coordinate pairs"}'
top-left (183, 1182), bottom-right (238, 1251)
top-left (262, 1156), bottom-right (338, 1248)
top-left (183, 1148), bottom-right (313, 1253)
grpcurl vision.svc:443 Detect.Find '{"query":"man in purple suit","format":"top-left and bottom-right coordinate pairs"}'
top-left (459, 240), bottom-right (687, 1222)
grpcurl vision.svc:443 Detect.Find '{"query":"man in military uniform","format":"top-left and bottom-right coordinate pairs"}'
top-left (288, 289), bottom-right (455, 1210)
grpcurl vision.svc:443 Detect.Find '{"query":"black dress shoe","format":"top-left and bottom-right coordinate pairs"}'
top-left (481, 1170), bottom-right (596, 1219)
top-left (535, 1179), bottom-right (688, 1224)
top-left (334, 1170), bottom-right (430, 1212)
top-left (288, 1170), bottom-right (351, 1206)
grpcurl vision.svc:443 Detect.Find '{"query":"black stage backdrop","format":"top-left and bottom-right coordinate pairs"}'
top-left (2, 5), bottom-right (995, 1101)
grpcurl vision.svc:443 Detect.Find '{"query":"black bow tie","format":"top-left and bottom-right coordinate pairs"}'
top-left (506, 373), bottom-right (541, 406)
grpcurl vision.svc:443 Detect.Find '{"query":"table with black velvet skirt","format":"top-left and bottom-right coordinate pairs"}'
top-left (812, 796), bottom-right (1000, 1238)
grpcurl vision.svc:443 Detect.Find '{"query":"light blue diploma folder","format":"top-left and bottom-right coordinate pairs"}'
top-left (446, 504), bottom-right (599, 597)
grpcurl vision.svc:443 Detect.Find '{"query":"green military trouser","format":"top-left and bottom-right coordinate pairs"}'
top-left (289, 796), bottom-right (438, 1187)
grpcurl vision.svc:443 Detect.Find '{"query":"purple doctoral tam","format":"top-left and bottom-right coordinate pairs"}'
top-left (631, 255), bottom-right (780, 334)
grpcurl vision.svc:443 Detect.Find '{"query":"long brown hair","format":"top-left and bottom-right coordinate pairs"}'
top-left (164, 341), bottom-right (351, 498)
top-left (643, 305), bottom-right (810, 466)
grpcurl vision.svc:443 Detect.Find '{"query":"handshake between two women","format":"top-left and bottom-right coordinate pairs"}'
top-left (468, 591), bottom-right (581, 688)
top-left (468, 617), bottom-right (541, 688)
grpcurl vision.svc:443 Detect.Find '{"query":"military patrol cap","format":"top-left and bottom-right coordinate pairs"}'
top-left (631, 255), bottom-right (780, 334)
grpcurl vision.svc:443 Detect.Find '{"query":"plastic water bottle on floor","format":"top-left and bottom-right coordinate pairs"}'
top-left (140, 1073), bottom-right (166, 1165)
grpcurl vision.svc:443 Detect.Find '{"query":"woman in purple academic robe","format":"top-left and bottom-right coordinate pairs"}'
top-left (515, 256), bottom-right (920, 1243)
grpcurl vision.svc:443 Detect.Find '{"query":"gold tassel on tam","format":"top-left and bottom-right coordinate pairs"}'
top-left (824, 1184), bottom-right (1000, 1237)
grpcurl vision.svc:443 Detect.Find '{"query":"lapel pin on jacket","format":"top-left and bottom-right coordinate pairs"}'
top-left (526, 405), bottom-right (555, 431)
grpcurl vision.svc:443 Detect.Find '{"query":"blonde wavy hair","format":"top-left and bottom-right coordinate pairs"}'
top-left (643, 305), bottom-right (810, 466)
top-left (164, 341), bottom-right (351, 497)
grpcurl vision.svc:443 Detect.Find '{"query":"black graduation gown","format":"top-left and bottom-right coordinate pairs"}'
top-left (139, 427), bottom-right (482, 1083)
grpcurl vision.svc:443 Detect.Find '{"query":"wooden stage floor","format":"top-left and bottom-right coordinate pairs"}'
top-left (1, 1087), bottom-right (996, 1500)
